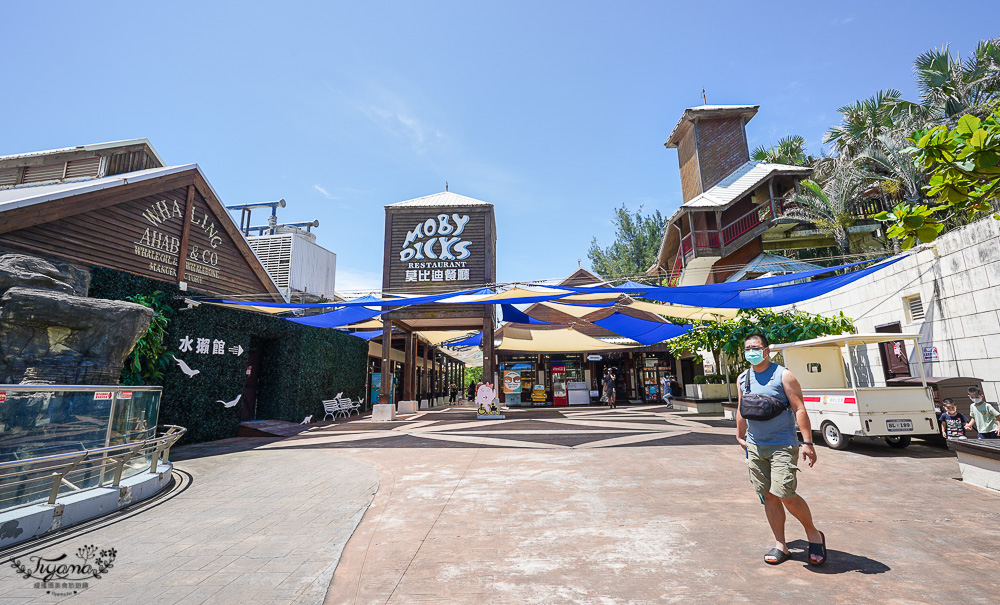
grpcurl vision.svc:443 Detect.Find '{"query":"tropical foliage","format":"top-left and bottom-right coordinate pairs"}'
top-left (663, 308), bottom-right (855, 379)
top-left (794, 39), bottom-right (1000, 250)
top-left (876, 111), bottom-right (1000, 246)
top-left (121, 291), bottom-right (174, 386)
top-left (587, 204), bottom-right (667, 280)
top-left (752, 135), bottom-right (813, 166)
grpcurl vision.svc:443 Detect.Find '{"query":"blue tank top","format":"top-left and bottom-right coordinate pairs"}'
top-left (742, 364), bottom-right (798, 447)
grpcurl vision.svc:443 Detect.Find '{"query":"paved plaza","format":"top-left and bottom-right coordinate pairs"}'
top-left (3, 405), bottom-right (999, 604)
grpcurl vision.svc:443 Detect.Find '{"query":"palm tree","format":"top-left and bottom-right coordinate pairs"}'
top-left (751, 135), bottom-right (813, 166)
top-left (785, 163), bottom-right (868, 255)
top-left (856, 133), bottom-right (928, 207)
top-left (914, 40), bottom-right (1000, 122)
top-left (824, 89), bottom-right (926, 159)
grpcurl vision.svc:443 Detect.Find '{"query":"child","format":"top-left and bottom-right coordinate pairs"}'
top-left (964, 386), bottom-right (1000, 439)
top-left (938, 399), bottom-right (969, 439)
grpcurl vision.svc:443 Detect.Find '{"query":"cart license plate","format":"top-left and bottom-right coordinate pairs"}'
top-left (886, 419), bottom-right (913, 432)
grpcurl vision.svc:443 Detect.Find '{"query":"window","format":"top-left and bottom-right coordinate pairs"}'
top-left (806, 363), bottom-right (822, 373)
top-left (903, 294), bottom-right (924, 323)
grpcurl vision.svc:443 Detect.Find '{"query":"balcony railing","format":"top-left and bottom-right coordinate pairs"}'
top-left (0, 425), bottom-right (186, 512)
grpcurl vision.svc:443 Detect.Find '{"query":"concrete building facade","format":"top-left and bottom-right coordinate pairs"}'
top-left (784, 216), bottom-right (1000, 401)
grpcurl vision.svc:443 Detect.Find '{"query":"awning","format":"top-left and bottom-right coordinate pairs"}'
top-left (287, 305), bottom-right (383, 328)
top-left (497, 327), bottom-right (630, 352)
top-left (440, 332), bottom-right (483, 347)
top-left (592, 313), bottom-right (693, 346)
top-left (501, 304), bottom-right (558, 325)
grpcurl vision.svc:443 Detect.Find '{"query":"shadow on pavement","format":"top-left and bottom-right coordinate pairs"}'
top-left (172, 436), bottom-right (284, 461)
top-left (787, 539), bottom-right (891, 575)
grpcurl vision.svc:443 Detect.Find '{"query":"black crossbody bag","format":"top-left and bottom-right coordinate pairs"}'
top-left (739, 369), bottom-right (789, 421)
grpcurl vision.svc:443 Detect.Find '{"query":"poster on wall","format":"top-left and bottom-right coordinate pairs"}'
top-left (503, 370), bottom-right (522, 405)
top-left (922, 346), bottom-right (939, 362)
top-left (371, 372), bottom-right (381, 404)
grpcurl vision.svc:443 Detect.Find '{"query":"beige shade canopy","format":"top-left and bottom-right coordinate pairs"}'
top-left (624, 300), bottom-right (739, 321)
top-left (497, 326), bottom-right (631, 352)
top-left (417, 330), bottom-right (478, 345)
top-left (536, 300), bottom-right (738, 322)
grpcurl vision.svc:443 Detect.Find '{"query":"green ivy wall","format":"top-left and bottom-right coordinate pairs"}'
top-left (89, 267), bottom-right (368, 444)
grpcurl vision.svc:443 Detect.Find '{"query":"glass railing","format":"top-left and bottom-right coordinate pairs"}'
top-left (0, 385), bottom-right (170, 512)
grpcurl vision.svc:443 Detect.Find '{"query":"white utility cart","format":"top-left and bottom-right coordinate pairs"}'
top-left (768, 333), bottom-right (937, 450)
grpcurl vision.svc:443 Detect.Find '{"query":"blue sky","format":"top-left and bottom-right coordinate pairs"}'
top-left (2, 1), bottom-right (998, 294)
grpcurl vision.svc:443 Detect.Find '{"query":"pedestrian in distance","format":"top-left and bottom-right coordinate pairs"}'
top-left (449, 382), bottom-right (458, 403)
top-left (467, 381), bottom-right (476, 402)
top-left (603, 369), bottom-right (616, 409)
top-left (660, 375), bottom-right (672, 408)
top-left (735, 333), bottom-right (826, 567)
top-left (964, 386), bottom-right (999, 439)
top-left (939, 398), bottom-right (969, 439)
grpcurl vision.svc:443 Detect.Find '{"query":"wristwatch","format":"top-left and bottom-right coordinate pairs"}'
top-left (800, 441), bottom-right (814, 446)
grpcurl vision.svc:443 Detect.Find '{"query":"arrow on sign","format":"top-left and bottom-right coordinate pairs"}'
top-left (228, 345), bottom-right (245, 356)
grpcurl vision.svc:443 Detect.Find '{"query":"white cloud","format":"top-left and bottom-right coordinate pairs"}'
top-left (357, 103), bottom-right (448, 155)
top-left (314, 184), bottom-right (336, 199)
top-left (832, 16), bottom-right (854, 26)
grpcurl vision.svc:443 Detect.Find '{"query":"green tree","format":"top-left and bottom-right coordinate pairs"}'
top-left (751, 135), bottom-right (813, 166)
top-left (587, 204), bottom-right (666, 280)
top-left (121, 291), bottom-right (174, 386)
top-left (785, 164), bottom-right (869, 255)
top-left (875, 112), bottom-right (1000, 248)
top-left (914, 40), bottom-right (1000, 122)
top-left (825, 89), bottom-right (924, 158)
top-left (464, 366), bottom-right (483, 386)
top-left (664, 309), bottom-right (855, 379)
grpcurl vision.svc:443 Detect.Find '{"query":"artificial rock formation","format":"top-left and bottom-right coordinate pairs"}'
top-left (0, 254), bottom-right (152, 385)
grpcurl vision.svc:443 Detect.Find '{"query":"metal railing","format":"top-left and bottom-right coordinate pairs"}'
top-left (0, 425), bottom-right (186, 513)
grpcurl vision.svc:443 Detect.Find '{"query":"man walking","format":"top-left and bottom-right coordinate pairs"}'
top-left (736, 333), bottom-right (826, 566)
top-left (603, 369), bottom-right (616, 409)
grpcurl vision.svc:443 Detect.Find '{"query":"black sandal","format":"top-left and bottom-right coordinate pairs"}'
top-left (808, 531), bottom-right (827, 566)
top-left (764, 548), bottom-right (791, 565)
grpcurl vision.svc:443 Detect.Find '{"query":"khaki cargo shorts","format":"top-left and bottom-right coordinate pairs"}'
top-left (747, 443), bottom-right (799, 499)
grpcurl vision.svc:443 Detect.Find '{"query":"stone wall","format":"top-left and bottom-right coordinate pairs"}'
top-left (783, 216), bottom-right (1000, 400)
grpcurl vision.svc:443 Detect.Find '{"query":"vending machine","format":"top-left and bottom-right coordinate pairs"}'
top-left (551, 364), bottom-right (568, 406)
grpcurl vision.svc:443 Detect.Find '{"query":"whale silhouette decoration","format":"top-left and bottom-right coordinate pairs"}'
top-left (175, 357), bottom-right (200, 378)
top-left (217, 394), bottom-right (242, 408)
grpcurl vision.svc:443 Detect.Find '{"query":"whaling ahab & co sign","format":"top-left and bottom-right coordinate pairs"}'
top-left (132, 198), bottom-right (227, 285)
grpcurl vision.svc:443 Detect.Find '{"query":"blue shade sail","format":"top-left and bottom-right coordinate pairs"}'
top-left (500, 304), bottom-right (558, 325)
top-left (440, 332), bottom-right (483, 347)
top-left (345, 330), bottom-right (384, 340)
top-left (540, 257), bottom-right (888, 295)
top-left (286, 306), bottom-right (382, 328)
top-left (592, 313), bottom-right (693, 345)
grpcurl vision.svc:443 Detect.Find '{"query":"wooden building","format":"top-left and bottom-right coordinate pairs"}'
top-left (0, 140), bottom-right (366, 443)
top-left (0, 139), bottom-right (281, 298)
top-left (375, 191), bottom-right (496, 403)
top-left (648, 105), bottom-right (824, 286)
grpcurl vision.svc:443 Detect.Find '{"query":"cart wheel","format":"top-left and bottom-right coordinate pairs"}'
top-left (885, 435), bottom-right (912, 449)
top-left (821, 422), bottom-right (851, 450)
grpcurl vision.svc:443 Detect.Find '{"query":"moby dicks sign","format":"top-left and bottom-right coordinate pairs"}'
top-left (384, 198), bottom-right (495, 294)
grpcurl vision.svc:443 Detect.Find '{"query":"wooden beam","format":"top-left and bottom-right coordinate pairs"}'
top-left (380, 318), bottom-right (391, 405)
top-left (0, 171), bottom-right (196, 236)
top-left (191, 171), bottom-right (283, 298)
top-left (176, 185), bottom-right (196, 283)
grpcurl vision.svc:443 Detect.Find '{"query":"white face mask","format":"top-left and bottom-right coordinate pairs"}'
top-left (972, 397), bottom-right (983, 404)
